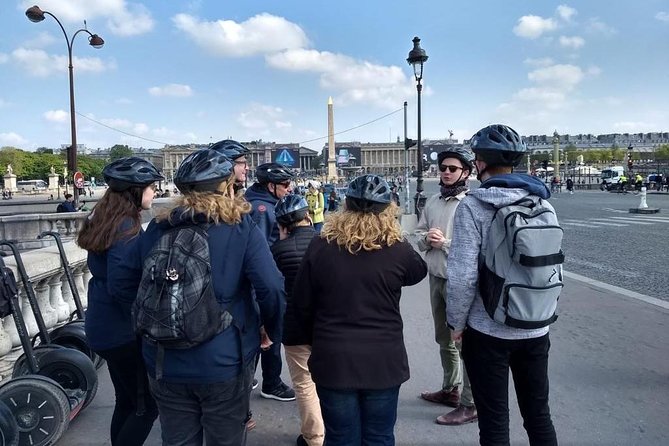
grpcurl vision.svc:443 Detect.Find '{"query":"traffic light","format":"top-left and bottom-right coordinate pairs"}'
top-left (627, 152), bottom-right (633, 170)
top-left (404, 138), bottom-right (416, 150)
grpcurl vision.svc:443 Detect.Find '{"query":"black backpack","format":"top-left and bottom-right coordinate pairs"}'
top-left (56, 203), bottom-right (66, 213)
top-left (132, 223), bottom-right (233, 379)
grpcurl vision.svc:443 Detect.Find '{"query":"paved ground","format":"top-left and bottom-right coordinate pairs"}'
top-left (59, 274), bottom-right (669, 445)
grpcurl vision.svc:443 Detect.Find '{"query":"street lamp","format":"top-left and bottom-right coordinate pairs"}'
top-left (406, 36), bottom-right (428, 218)
top-left (26, 5), bottom-right (104, 204)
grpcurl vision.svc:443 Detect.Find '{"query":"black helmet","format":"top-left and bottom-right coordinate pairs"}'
top-left (174, 148), bottom-right (233, 192)
top-left (255, 163), bottom-right (295, 184)
top-left (209, 139), bottom-right (250, 160)
top-left (103, 157), bottom-right (164, 192)
top-left (437, 147), bottom-right (475, 172)
top-left (469, 124), bottom-right (527, 167)
top-left (346, 174), bottom-right (391, 212)
top-left (275, 194), bottom-right (309, 226)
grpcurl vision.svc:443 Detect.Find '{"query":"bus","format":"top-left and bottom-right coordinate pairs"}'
top-left (16, 179), bottom-right (48, 191)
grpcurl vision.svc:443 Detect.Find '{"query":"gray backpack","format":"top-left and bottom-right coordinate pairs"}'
top-left (478, 196), bottom-right (564, 329)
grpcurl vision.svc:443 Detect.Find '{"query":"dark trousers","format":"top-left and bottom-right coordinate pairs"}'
top-left (317, 385), bottom-right (400, 446)
top-left (260, 341), bottom-right (283, 391)
top-left (148, 364), bottom-right (253, 446)
top-left (462, 328), bottom-right (557, 446)
top-left (96, 342), bottom-right (158, 446)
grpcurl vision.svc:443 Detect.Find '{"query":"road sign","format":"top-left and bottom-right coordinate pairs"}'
top-left (73, 171), bottom-right (84, 189)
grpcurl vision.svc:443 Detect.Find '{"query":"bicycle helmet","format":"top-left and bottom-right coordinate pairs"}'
top-left (103, 157), bottom-right (164, 192)
top-left (275, 194), bottom-right (309, 226)
top-left (469, 124), bottom-right (527, 167)
top-left (174, 148), bottom-right (233, 192)
top-left (255, 163), bottom-right (295, 184)
top-left (209, 139), bottom-right (250, 160)
top-left (345, 174), bottom-right (391, 213)
top-left (437, 146), bottom-right (475, 172)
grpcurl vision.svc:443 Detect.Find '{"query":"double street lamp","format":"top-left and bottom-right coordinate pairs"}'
top-left (406, 36), bottom-right (428, 218)
top-left (26, 5), bottom-right (104, 204)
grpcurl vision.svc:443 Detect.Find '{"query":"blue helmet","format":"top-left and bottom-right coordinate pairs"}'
top-left (255, 163), bottom-right (294, 184)
top-left (209, 139), bottom-right (250, 160)
top-left (346, 174), bottom-right (391, 212)
top-left (470, 124), bottom-right (527, 167)
top-left (174, 148), bottom-right (233, 192)
top-left (275, 194), bottom-right (309, 226)
top-left (103, 157), bottom-right (164, 192)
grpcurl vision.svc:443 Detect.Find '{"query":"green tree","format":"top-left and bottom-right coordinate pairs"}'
top-left (656, 144), bottom-right (669, 160)
top-left (109, 144), bottom-right (133, 161)
top-left (77, 155), bottom-right (106, 182)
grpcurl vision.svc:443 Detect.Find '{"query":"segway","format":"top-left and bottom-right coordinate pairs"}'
top-left (0, 391), bottom-right (19, 446)
top-left (37, 231), bottom-right (104, 369)
top-left (0, 259), bottom-right (71, 446)
top-left (0, 244), bottom-right (98, 411)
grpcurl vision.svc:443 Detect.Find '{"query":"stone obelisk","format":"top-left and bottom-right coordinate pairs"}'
top-left (327, 97), bottom-right (338, 182)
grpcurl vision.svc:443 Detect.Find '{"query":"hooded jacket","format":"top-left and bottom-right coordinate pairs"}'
top-left (245, 183), bottom-right (279, 246)
top-left (139, 210), bottom-right (285, 383)
top-left (446, 174), bottom-right (552, 340)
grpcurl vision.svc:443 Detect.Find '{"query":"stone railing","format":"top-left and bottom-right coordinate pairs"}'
top-left (0, 212), bottom-right (89, 251)
top-left (0, 240), bottom-right (90, 381)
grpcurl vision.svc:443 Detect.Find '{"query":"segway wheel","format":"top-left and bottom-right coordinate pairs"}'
top-left (11, 345), bottom-right (64, 378)
top-left (0, 375), bottom-right (71, 446)
top-left (33, 348), bottom-right (99, 417)
top-left (0, 399), bottom-right (19, 446)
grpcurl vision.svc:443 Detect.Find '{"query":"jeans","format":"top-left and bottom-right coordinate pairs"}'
top-left (148, 363), bottom-right (253, 446)
top-left (285, 345), bottom-right (324, 446)
top-left (260, 340), bottom-right (284, 391)
top-left (313, 222), bottom-right (323, 234)
top-left (462, 327), bottom-right (557, 446)
top-left (96, 342), bottom-right (158, 446)
top-left (317, 385), bottom-right (400, 446)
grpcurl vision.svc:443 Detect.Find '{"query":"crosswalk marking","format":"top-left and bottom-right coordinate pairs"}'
top-left (561, 222), bottom-right (601, 228)
top-left (636, 216), bottom-right (669, 222)
top-left (602, 208), bottom-right (629, 213)
top-left (583, 220), bottom-right (627, 227)
top-left (607, 217), bottom-right (655, 225)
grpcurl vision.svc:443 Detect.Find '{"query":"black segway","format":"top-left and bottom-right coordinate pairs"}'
top-left (0, 243), bottom-right (98, 411)
top-left (37, 231), bottom-right (104, 369)
top-left (0, 393), bottom-right (19, 446)
top-left (0, 259), bottom-right (71, 446)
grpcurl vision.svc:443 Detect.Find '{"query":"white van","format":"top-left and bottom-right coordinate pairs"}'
top-left (600, 166), bottom-right (625, 190)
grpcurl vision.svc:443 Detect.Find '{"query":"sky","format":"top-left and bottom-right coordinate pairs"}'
top-left (1, 0), bottom-right (668, 154)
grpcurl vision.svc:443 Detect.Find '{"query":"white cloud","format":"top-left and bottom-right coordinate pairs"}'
top-left (559, 35), bottom-right (585, 49)
top-left (585, 18), bottom-right (617, 36)
top-left (613, 121), bottom-right (657, 132)
top-left (19, 0), bottom-right (154, 36)
top-left (527, 64), bottom-right (584, 90)
top-left (22, 32), bottom-right (56, 49)
top-left (556, 5), bottom-right (577, 22)
top-left (11, 47), bottom-right (113, 77)
top-left (148, 84), bottom-right (193, 98)
top-left (0, 53), bottom-right (7, 64)
top-left (44, 109), bottom-right (69, 123)
top-left (275, 121), bottom-right (292, 129)
top-left (586, 65), bottom-right (601, 76)
top-left (513, 15), bottom-right (558, 39)
top-left (524, 57), bottom-right (554, 67)
top-left (656, 12), bottom-right (669, 23)
top-left (115, 97), bottom-right (133, 104)
top-left (173, 13), bottom-right (308, 57)
top-left (237, 103), bottom-right (291, 131)
top-left (0, 132), bottom-right (27, 146)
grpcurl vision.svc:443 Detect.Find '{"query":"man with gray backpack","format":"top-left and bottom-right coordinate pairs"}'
top-left (447, 124), bottom-right (560, 445)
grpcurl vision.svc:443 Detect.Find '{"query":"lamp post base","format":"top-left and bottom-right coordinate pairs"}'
top-left (414, 192), bottom-right (427, 219)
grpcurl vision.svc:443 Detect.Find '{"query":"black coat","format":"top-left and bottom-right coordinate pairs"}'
top-left (270, 226), bottom-right (318, 345)
top-left (293, 237), bottom-right (427, 390)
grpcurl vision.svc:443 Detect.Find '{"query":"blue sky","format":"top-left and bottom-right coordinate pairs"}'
top-left (1, 0), bottom-right (668, 153)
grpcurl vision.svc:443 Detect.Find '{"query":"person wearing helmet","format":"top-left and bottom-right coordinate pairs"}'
top-left (210, 139), bottom-right (250, 191)
top-left (77, 156), bottom-right (164, 446)
top-left (270, 195), bottom-right (323, 446)
top-left (305, 182), bottom-right (325, 233)
top-left (244, 162), bottom-right (297, 403)
top-left (139, 148), bottom-right (285, 445)
top-left (416, 146), bottom-right (478, 426)
top-left (293, 175), bottom-right (427, 446)
top-left (446, 125), bottom-right (558, 445)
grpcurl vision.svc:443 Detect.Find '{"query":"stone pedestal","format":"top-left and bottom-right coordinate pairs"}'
top-left (2, 174), bottom-right (16, 192)
top-left (48, 173), bottom-right (60, 192)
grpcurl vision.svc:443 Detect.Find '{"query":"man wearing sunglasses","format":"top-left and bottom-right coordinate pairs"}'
top-left (416, 146), bottom-right (478, 426)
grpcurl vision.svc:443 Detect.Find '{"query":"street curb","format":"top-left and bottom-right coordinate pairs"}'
top-left (564, 270), bottom-right (669, 311)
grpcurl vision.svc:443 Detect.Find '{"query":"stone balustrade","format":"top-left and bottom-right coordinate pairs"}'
top-left (0, 239), bottom-right (90, 381)
top-left (0, 212), bottom-right (89, 251)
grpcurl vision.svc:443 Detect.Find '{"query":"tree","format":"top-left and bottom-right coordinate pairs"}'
top-left (109, 144), bottom-right (133, 161)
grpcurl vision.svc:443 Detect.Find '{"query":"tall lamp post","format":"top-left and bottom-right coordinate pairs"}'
top-left (406, 36), bottom-right (428, 218)
top-left (26, 5), bottom-right (104, 204)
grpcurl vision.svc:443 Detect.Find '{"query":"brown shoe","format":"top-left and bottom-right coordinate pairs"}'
top-left (436, 404), bottom-right (478, 426)
top-left (420, 388), bottom-right (460, 407)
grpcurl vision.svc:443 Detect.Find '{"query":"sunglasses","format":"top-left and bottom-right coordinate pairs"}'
top-left (439, 165), bottom-right (463, 173)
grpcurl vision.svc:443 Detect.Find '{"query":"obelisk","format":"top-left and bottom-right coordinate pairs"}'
top-left (327, 97), bottom-right (338, 182)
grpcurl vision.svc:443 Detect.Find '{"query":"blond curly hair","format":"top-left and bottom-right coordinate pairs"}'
top-left (157, 178), bottom-right (251, 225)
top-left (321, 202), bottom-right (402, 254)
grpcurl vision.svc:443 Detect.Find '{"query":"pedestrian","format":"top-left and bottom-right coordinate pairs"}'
top-left (327, 190), bottom-right (337, 212)
top-left (566, 177), bottom-right (574, 195)
top-left (305, 182), bottom-right (325, 233)
top-left (293, 175), bottom-right (427, 446)
top-left (390, 185), bottom-right (401, 207)
top-left (271, 194), bottom-right (324, 446)
top-left (210, 139), bottom-right (250, 194)
top-left (139, 148), bottom-right (286, 445)
top-left (416, 147), bottom-right (478, 426)
top-left (76, 157), bottom-right (163, 446)
top-left (57, 193), bottom-right (82, 212)
top-left (447, 124), bottom-right (558, 445)
top-left (244, 162), bottom-right (297, 402)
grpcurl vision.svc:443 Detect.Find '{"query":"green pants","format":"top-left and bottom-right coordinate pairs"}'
top-left (428, 274), bottom-right (474, 407)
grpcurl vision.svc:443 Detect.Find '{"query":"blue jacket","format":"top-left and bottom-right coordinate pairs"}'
top-left (85, 219), bottom-right (143, 351)
top-left (60, 200), bottom-right (78, 212)
top-left (139, 209), bottom-right (286, 383)
top-left (244, 183), bottom-right (279, 246)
